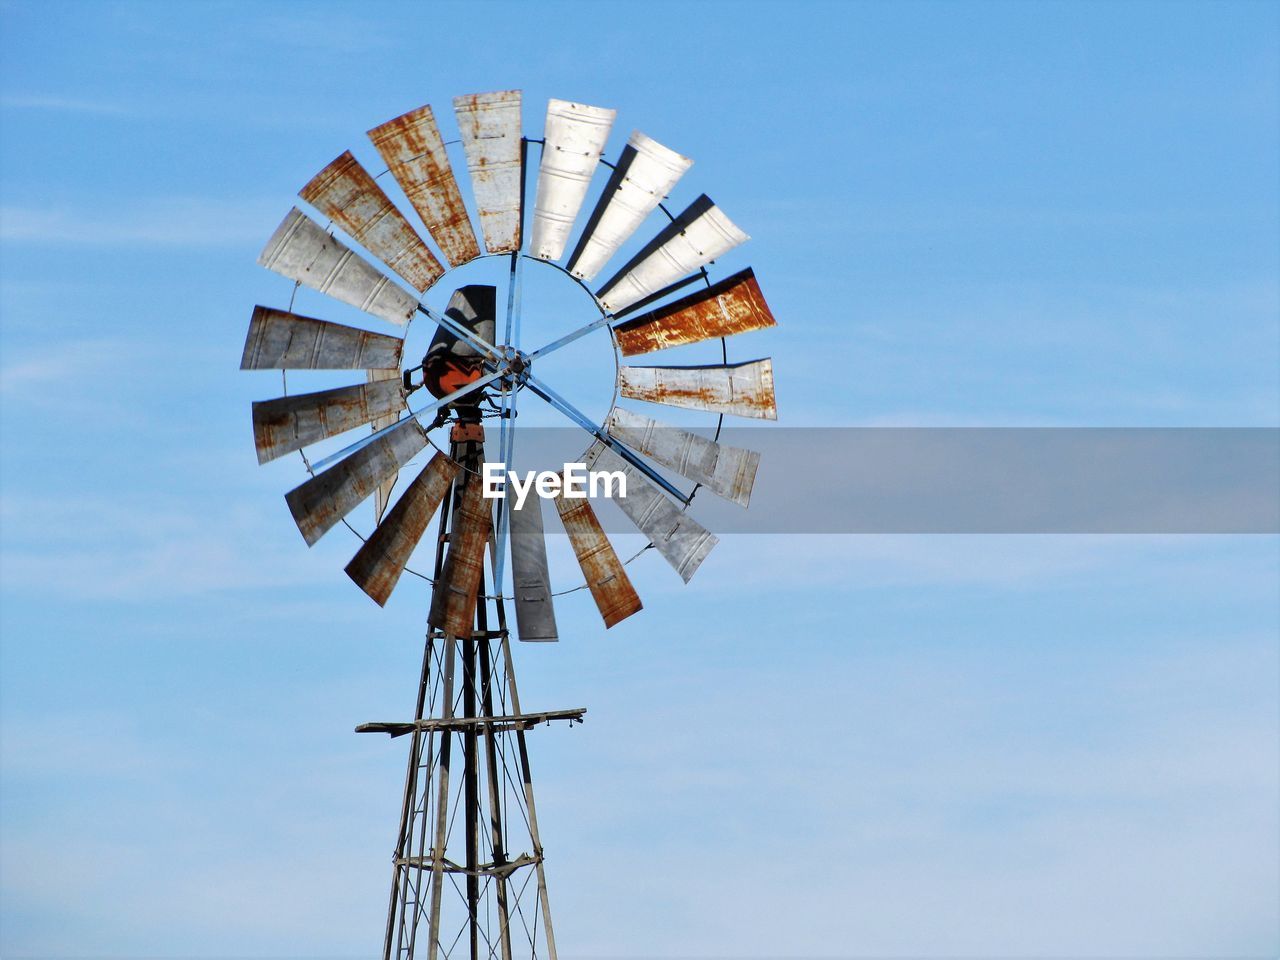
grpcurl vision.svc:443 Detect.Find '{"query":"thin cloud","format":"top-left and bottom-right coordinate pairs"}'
top-left (0, 198), bottom-right (282, 247)
top-left (1, 94), bottom-right (130, 115)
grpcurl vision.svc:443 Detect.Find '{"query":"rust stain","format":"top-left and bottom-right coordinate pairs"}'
top-left (241, 306), bottom-right (403, 371)
top-left (553, 491), bottom-right (642, 628)
top-left (618, 359), bottom-right (777, 420)
top-left (368, 104), bottom-right (481, 268)
top-left (300, 150), bottom-right (443, 292)
top-left (453, 91), bottom-right (523, 255)
top-left (613, 268), bottom-right (777, 357)
top-left (285, 419), bottom-right (429, 546)
top-left (347, 452), bottom-right (459, 606)
top-left (429, 474), bottom-right (491, 637)
top-left (252, 378), bottom-right (405, 464)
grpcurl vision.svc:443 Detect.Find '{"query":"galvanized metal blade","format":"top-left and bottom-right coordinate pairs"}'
top-left (241, 306), bottom-right (402, 370)
top-left (258, 209), bottom-right (419, 325)
top-left (595, 195), bottom-right (749, 314)
top-left (284, 418), bottom-right (429, 546)
top-left (552, 489), bottom-right (641, 628)
top-left (529, 99), bottom-right (616, 262)
top-left (582, 442), bottom-right (717, 582)
top-left (367, 369), bottom-right (403, 523)
top-left (252, 377), bottom-right (405, 464)
top-left (618, 358), bottom-right (777, 420)
top-left (345, 452), bottom-right (460, 606)
top-left (299, 150), bottom-right (444, 292)
top-left (508, 495), bottom-right (557, 642)
top-left (607, 406), bottom-right (759, 507)
top-left (454, 91), bottom-right (523, 255)
top-left (612, 267), bottom-right (776, 357)
top-left (565, 131), bottom-right (692, 282)
top-left (367, 104), bottom-right (481, 268)
top-left (428, 477), bottom-right (491, 639)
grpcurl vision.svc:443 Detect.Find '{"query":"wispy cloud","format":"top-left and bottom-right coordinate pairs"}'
top-left (0, 197), bottom-right (282, 247)
top-left (1, 94), bottom-right (129, 115)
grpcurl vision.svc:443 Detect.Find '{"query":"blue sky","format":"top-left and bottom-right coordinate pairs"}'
top-left (1, 1), bottom-right (1277, 956)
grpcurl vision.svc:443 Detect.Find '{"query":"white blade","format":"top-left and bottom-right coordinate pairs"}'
top-left (299, 150), bottom-right (444, 292)
top-left (509, 495), bottom-right (558, 641)
top-left (566, 131), bottom-right (691, 282)
top-left (529, 98), bottom-right (615, 262)
top-left (582, 442), bottom-right (717, 582)
top-left (454, 90), bottom-right (524, 255)
top-left (618, 359), bottom-right (776, 420)
top-left (368, 104), bottom-right (481, 267)
top-left (252, 378), bottom-right (405, 464)
top-left (284, 418), bottom-right (429, 546)
top-left (240, 306), bottom-right (402, 370)
top-left (258, 208), bottom-right (418, 325)
top-left (607, 407), bottom-right (759, 507)
top-left (346, 452), bottom-right (459, 606)
top-left (595, 195), bottom-right (748, 314)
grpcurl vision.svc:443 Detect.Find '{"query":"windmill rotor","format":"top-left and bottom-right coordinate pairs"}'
top-left (241, 90), bottom-right (779, 958)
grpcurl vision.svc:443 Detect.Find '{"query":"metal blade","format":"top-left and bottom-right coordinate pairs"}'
top-left (618, 358), bottom-right (776, 420)
top-left (454, 91), bottom-right (523, 255)
top-left (552, 489), bottom-right (641, 629)
top-left (299, 150), bottom-right (444, 292)
top-left (530, 99), bottom-right (616, 262)
top-left (258, 209), bottom-right (418, 325)
top-left (595, 195), bottom-right (749, 314)
top-left (607, 406), bottom-right (759, 507)
top-left (345, 452), bottom-right (459, 606)
top-left (565, 131), bottom-right (692, 282)
top-left (367, 104), bottom-right (481, 267)
top-left (367, 369), bottom-right (402, 523)
top-left (240, 306), bottom-right (402, 370)
top-left (582, 442), bottom-right (717, 583)
top-left (428, 477), bottom-right (491, 639)
top-left (252, 377), bottom-right (405, 464)
top-left (284, 418), bottom-right (429, 546)
top-left (612, 267), bottom-right (776, 356)
top-left (508, 494), bottom-right (557, 641)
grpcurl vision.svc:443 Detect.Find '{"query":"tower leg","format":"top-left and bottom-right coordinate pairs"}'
top-left (373, 428), bottom-right (578, 959)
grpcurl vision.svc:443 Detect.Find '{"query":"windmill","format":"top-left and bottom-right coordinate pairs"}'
top-left (241, 91), bottom-right (779, 959)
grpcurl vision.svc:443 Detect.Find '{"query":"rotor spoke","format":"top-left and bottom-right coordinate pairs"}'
top-left (522, 372), bottom-right (691, 506)
top-left (310, 366), bottom-right (509, 472)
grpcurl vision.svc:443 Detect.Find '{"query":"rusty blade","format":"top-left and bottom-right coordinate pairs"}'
top-left (367, 369), bottom-right (401, 524)
top-left (618, 358), bottom-right (777, 420)
top-left (612, 268), bottom-right (776, 357)
top-left (252, 378), bottom-right (405, 464)
top-left (240, 306), bottom-right (402, 370)
top-left (607, 406), bottom-right (759, 507)
top-left (299, 150), bottom-right (444, 292)
top-left (453, 91), bottom-right (523, 255)
top-left (596, 195), bottom-right (749, 314)
top-left (553, 488), bottom-right (641, 628)
top-left (258, 209), bottom-right (418, 325)
top-left (346, 452), bottom-right (459, 606)
top-left (530, 99), bottom-right (616, 262)
top-left (566, 131), bottom-right (692, 282)
top-left (582, 442), bottom-right (717, 582)
top-left (509, 494), bottom-right (557, 641)
top-left (368, 104), bottom-right (481, 268)
top-left (284, 418), bottom-right (428, 546)
top-left (429, 477), bottom-right (491, 638)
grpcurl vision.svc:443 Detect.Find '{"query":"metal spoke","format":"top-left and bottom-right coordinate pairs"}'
top-left (521, 372), bottom-right (691, 506)
top-left (523, 313), bottom-right (613, 364)
top-left (309, 366), bottom-right (509, 472)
